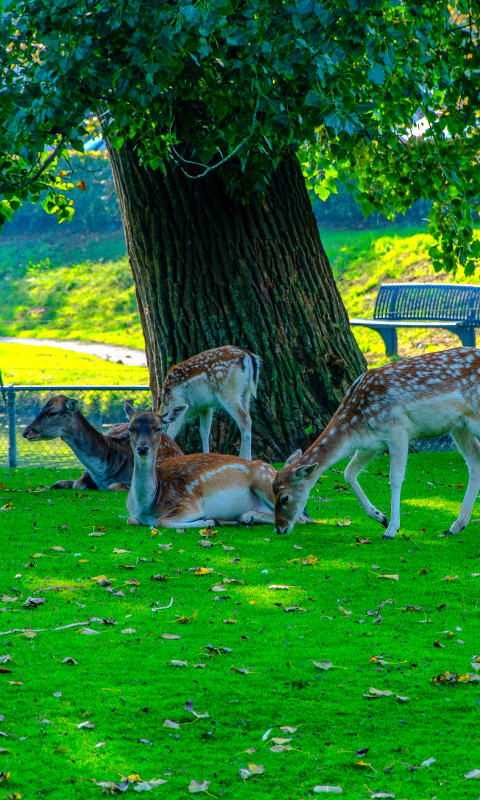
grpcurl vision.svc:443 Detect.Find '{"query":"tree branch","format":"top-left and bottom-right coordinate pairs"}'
top-left (16, 135), bottom-right (67, 191)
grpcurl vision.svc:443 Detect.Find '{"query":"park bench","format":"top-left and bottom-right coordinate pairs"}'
top-left (349, 283), bottom-right (480, 356)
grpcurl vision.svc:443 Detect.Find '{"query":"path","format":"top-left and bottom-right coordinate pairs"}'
top-left (0, 337), bottom-right (147, 367)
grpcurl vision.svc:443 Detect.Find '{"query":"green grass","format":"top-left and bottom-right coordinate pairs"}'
top-left (0, 342), bottom-right (148, 387)
top-left (2, 453), bottom-right (480, 798)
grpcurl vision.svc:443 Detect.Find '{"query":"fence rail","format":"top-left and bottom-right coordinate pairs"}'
top-left (2, 385), bottom-right (150, 469)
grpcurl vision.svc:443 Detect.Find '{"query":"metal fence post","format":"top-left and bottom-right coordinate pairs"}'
top-left (7, 386), bottom-right (17, 469)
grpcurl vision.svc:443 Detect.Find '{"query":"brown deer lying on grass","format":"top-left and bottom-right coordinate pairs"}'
top-left (273, 347), bottom-right (480, 538)
top-left (23, 395), bottom-right (183, 491)
top-left (160, 346), bottom-right (261, 460)
top-left (125, 401), bottom-right (313, 527)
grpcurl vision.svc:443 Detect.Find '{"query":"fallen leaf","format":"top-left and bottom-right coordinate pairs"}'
top-left (161, 633), bottom-right (181, 640)
top-left (284, 606), bottom-right (305, 612)
top-left (312, 660), bottom-right (333, 670)
top-left (355, 748), bottom-right (369, 757)
top-left (52, 546), bottom-right (65, 552)
top-left (61, 657), bottom-right (78, 665)
top-left (268, 584), bottom-right (291, 590)
top-left (280, 726), bottom-right (298, 733)
top-left (0, 669), bottom-right (12, 675)
top-left (163, 719), bottom-right (180, 729)
top-left (231, 666), bottom-right (253, 675)
top-left (151, 574), bottom-right (169, 582)
top-left (366, 687), bottom-right (393, 697)
top-left (77, 721), bottom-right (94, 729)
top-left (269, 744), bottom-right (292, 752)
top-left (338, 606), bottom-right (352, 615)
top-left (433, 641), bottom-right (445, 648)
top-left (394, 695), bottom-right (410, 703)
top-left (370, 794), bottom-right (395, 799)
top-left (301, 554), bottom-right (318, 565)
top-left (313, 788), bottom-right (343, 795)
top-left (121, 628), bottom-right (136, 634)
top-left (356, 537), bottom-right (371, 544)
top-left (271, 737), bottom-right (291, 744)
top-left (53, 692), bottom-right (62, 697)
top-left (155, 544), bottom-right (173, 551)
top-left (188, 779), bottom-right (211, 793)
top-left (1, 596), bottom-right (17, 603)
top-left (24, 597), bottom-right (45, 607)
top-left (247, 763), bottom-right (264, 774)
top-left (262, 729), bottom-right (273, 741)
top-left (238, 768), bottom-right (251, 781)
top-left (210, 583), bottom-right (226, 592)
top-left (184, 699), bottom-right (209, 719)
top-left (0, 504), bottom-right (12, 511)
top-left (124, 580), bottom-right (140, 586)
top-left (194, 567), bottom-right (214, 576)
top-left (178, 610), bottom-right (198, 624)
top-left (113, 548), bottom-right (131, 554)
top-left (138, 739), bottom-right (152, 746)
top-left (421, 758), bottom-right (436, 768)
top-left (21, 631), bottom-right (37, 639)
top-left (193, 664), bottom-right (207, 669)
top-left (8, 681), bottom-right (23, 686)
top-left (168, 660), bottom-right (188, 667)
top-left (221, 619), bottom-right (236, 625)
top-left (377, 574), bottom-right (399, 581)
top-left (464, 769), bottom-right (480, 779)
top-left (81, 628), bottom-right (100, 636)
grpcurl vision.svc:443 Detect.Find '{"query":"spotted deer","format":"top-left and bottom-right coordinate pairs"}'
top-left (125, 402), bottom-right (313, 527)
top-left (160, 346), bottom-right (261, 460)
top-left (273, 347), bottom-right (480, 538)
top-left (22, 395), bottom-right (183, 491)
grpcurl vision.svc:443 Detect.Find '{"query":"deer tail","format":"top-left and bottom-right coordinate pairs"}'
top-left (244, 353), bottom-right (262, 398)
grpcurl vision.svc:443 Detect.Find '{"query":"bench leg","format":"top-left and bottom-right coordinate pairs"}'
top-left (377, 327), bottom-right (397, 357)
top-left (455, 328), bottom-right (476, 349)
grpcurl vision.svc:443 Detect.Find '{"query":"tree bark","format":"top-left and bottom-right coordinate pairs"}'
top-left (106, 139), bottom-right (366, 460)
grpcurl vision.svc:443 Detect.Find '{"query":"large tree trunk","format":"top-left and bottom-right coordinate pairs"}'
top-left (106, 139), bottom-right (366, 460)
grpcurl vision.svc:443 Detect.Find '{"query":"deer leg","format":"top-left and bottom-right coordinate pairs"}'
top-left (448, 428), bottom-right (480, 534)
top-left (382, 432), bottom-right (409, 540)
top-left (72, 471), bottom-right (98, 490)
top-left (344, 449), bottom-right (388, 528)
top-left (155, 506), bottom-right (216, 528)
top-left (107, 482), bottom-right (130, 491)
top-left (220, 401), bottom-right (252, 460)
top-left (198, 408), bottom-right (213, 454)
top-left (238, 510), bottom-right (275, 524)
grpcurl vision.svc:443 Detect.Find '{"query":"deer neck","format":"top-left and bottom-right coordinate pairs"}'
top-left (60, 412), bottom-right (112, 474)
top-left (128, 449), bottom-right (161, 521)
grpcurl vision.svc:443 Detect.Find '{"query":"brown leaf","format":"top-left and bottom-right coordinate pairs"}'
top-left (356, 537), bottom-right (371, 544)
top-left (269, 744), bottom-right (292, 752)
top-left (279, 726), bottom-right (298, 733)
top-left (151, 574), bottom-right (169, 581)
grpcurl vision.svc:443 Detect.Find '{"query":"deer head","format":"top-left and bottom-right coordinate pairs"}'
top-left (125, 402), bottom-right (187, 458)
top-left (23, 395), bottom-right (80, 441)
top-left (272, 449), bottom-right (318, 534)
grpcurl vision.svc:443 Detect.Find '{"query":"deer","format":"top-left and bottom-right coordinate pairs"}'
top-left (125, 401), bottom-right (313, 527)
top-left (160, 346), bottom-right (261, 460)
top-left (22, 395), bottom-right (183, 491)
top-left (273, 347), bottom-right (480, 538)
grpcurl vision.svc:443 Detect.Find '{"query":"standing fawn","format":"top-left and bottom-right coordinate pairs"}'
top-left (23, 395), bottom-right (183, 491)
top-left (125, 402), bottom-right (312, 528)
top-left (273, 347), bottom-right (480, 538)
top-left (160, 346), bottom-right (261, 460)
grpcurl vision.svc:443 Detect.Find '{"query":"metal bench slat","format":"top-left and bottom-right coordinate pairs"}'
top-left (373, 283), bottom-right (480, 322)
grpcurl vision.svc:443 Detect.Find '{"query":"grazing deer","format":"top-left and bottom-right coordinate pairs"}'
top-left (22, 395), bottom-right (183, 491)
top-left (273, 347), bottom-right (480, 538)
top-left (160, 346), bottom-right (261, 460)
top-left (125, 402), bottom-right (312, 527)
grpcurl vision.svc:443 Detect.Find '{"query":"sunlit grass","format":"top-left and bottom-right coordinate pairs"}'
top-left (2, 452), bottom-right (480, 798)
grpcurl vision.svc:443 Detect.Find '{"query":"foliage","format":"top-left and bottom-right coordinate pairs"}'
top-left (1, 453), bottom-right (480, 797)
top-left (2, 153), bottom-right (121, 236)
top-left (1, 1), bottom-right (480, 272)
top-left (313, 183), bottom-right (433, 230)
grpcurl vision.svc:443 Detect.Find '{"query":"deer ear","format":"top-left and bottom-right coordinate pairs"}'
top-left (161, 404), bottom-right (188, 426)
top-left (124, 400), bottom-right (135, 420)
top-left (292, 463), bottom-right (318, 482)
top-left (66, 398), bottom-right (79, 413)
top-left (284, 448), bottom-right (302, 467)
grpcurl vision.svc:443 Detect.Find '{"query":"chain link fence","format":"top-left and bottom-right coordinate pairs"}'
top-left (0, 385), bottom-right (151, 468)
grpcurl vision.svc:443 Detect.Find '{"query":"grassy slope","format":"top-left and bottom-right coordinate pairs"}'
top-left (1, 454), bottom-right (480, 799)
top-left (322, 227), bottom-right (480, 367)
top-left (2, 226), bottom-right (479, 364)
top-left (0, 342), bottom-right (148, 386)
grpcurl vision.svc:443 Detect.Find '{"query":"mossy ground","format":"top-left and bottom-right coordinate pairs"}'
top-left (1, 453), bottom-right (480, 799)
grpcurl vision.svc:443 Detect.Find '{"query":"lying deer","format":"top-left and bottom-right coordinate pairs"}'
top-left (23, 395), bottom-right (183, 491)
top-left (160, 345), bottom-right (261, 460)
top-left (125, 402), bottom-right (312, 527)
top-left (273, 347), bottom-right (480, 538)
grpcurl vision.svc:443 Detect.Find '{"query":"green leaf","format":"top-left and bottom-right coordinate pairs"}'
top-left (367, 64), bottom-right (385, 86)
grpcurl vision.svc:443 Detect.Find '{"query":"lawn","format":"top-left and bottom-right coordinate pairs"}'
top-left (1, 452), bottom-right (480, 799)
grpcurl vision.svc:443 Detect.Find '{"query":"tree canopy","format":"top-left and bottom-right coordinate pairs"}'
top-left (1, 0), bottom-right (479, 272)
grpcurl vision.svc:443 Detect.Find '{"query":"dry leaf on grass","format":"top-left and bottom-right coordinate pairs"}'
top-left (364, 687), bottom-right (393, 698)
top-left (188, 779), bottom-right (211, 793)
top-left (231, 666), bottom-right (253, 675)
top-left (184, 699), bottom-right (209, 719)
top-left (61, 657), bottom-right (78, 665)
top-left (21, 631), bottom-right (36, 639)
top-left (313, 788), bottom-right (343, 795)
top-left (81, 628), bottom-right (100, 636)
top-left (133, 779), bottom-right (168, 792)
top-left (168, 660), bottom-right (188, 667)
top-left (52, 546), bottom-right (65, 552)
top-left (239, 763), bottom-right (264, 780)
top-left (270, 744), bottom-right (292, 752)
top-left (301, 554), bottom-right (318, 565)
top-left (194, 567), bottom-right (214, 576)
top-left (163, 719), bottom-right (180, 730)
top-left (370, 793), bottom-right (395, 799)
top-left (222, 619), bottom-right (236, 624)
top-left (24, 597), bottom-right (45, 607)
top-left (312, 660), bottom-right (333, 670)
top-left (77, 721), bottom-right (94, 729)
top-left (376, 574), bottom-right (399, 581)
top-left (284, 605), bottom-right (305, 613)
top-left (1, 596), bottom-right (17, 603)
top-left (271, 737), bottom-right (291, 744)
top-left (121, 628), bottom-right (136, 635)
top-left (178, 610), bottom-right (198, 624)
top-left (464, 769), bottom-right (480, 779)
top-left (431, 671), bottom-right (480, 684)
top-left (193, 664), bottom-right (207, 669)
top-left (124, 580), bottom-right (140, 586)
top-left (280, 726), bottom-right (298, 733)
top-left (268, 584), bottom-right (291, 590)
top-left (151, 574), bottom-right (169, 582)
top-left (161, 633), bottom-right (181, 640)
top-left (210, 583), bottom-right (226, 592)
